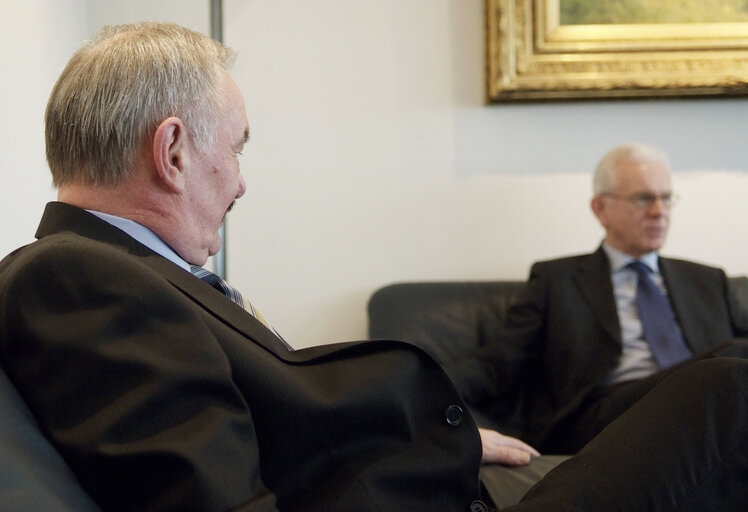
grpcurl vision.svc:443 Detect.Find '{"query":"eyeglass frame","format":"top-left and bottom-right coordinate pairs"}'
top-left (600, 191), bottom-right (679, 210)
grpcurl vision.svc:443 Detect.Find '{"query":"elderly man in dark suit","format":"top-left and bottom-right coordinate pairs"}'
top-left (0, 22), bottom-right (746, 512)
top-left (0, 22), bottom-right (483, 511)
top-left (446, 143), bottom-right (748, 454)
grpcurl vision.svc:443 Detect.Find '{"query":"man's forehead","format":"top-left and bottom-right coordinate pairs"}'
top-left (616, 160), bottom-right (670, 184)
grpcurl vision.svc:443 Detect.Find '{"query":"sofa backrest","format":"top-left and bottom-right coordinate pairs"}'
top-left (368, 281), bottom-right (524, 365)
top-left (368, 277), bottom-right (748, 367)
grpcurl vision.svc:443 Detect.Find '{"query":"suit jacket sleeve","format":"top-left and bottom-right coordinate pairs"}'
top-left (442, 262), bottom-right (547, 426)
top-left (727, 276), bottom-right (748, 337)
top-left (0, 237), bottom-right (280, 512)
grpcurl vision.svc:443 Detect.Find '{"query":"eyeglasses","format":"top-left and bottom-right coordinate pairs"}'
top-left (601, 192), bottom-right (679, 210)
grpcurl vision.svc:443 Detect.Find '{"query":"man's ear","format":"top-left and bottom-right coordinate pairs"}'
top-left (591, 195), bottom-right (607, 225)
top-left (153, 117), bottom-right (189, 194)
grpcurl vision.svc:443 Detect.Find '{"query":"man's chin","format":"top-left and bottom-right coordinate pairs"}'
top-left (644, 238), bottom-right (666, 253)
top-left (208, 238), bottom-right (224, 256)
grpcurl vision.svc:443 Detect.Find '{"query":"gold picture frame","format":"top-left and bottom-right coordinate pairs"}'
top-left (486, 0), bottom-right (748, 102)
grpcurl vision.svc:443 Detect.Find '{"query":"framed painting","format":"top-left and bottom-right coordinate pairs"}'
top-left (486, 0), bottom-right (748, 101)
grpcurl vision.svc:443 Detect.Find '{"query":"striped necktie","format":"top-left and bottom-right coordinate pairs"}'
top-left (628, 261), bottom-right (692, 368)
top-left (190, 266), bottom-right (291, 350)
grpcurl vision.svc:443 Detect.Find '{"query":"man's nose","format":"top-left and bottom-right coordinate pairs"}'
top-left (236, 173), bottom-right (247, 199)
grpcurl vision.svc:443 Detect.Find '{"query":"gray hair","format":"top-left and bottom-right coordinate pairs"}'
top-left (45, 22), bottom-right (235, 186)
top-left (592, 143), bottom-right (670, 195)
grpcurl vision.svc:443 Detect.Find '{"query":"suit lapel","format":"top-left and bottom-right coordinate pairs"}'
top-left (574, 247), bottom-right (621, 345)
top-left (658, 258), bottom-right (707, 354)
top-left (142, 253), bottom-right (301, 359)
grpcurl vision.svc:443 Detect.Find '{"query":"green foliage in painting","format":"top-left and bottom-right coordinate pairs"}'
top-left (560, 0), bottom-right (748, 25)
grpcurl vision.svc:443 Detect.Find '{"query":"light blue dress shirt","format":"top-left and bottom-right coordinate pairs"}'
top-left (87, 210), bottom-right (190, 272)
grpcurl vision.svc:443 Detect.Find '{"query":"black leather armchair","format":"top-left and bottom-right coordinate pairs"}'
top-left (0, 366), bottom-right (100, 510)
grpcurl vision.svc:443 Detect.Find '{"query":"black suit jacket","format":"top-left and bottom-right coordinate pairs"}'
top-left (445, 246), bottom-right (748, 448)
top-left (0, 202), bottom-right (483, 512)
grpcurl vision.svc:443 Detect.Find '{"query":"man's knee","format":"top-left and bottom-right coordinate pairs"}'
top-left (675, 357), bottom-right (747, 398)
top-left (713, 338), bottom-right (748, 359)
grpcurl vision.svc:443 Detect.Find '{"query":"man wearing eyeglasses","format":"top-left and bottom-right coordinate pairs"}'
top-left (445, 142), bottom-right (748, 455)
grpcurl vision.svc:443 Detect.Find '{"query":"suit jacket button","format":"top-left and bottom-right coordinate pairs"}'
top-left (470, 500), bottom-right (488, 512)
top-left (445, 404), bottom-right (464, 426)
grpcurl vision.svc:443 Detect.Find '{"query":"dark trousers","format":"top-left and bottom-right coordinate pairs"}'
top-left (544, 338), bottom-right (748, 454)
top-left (506, 357), bottom-right (748, 511)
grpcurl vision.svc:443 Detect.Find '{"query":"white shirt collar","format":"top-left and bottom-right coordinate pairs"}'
top-left (602, 241), bottom-right (659, 274)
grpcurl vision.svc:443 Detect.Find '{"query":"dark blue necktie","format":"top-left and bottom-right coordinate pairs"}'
top-left (629, 261), bottom-right (692, 368)
top-left (190, 266), bottom-right (292, 350)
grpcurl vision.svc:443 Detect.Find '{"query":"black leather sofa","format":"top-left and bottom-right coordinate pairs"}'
top-left (367, 276), bottom-right (748, 507)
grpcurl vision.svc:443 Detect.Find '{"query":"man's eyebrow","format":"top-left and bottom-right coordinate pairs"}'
top-left (235, 128), bottom-right (250, 150)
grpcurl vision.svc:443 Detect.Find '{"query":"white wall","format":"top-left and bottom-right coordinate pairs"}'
top-left (0, 0), bottom-right (87, 257)
top-left (223, 0), bottom-right (748, 348)
top-left (86, 0), bottom-right (208, 34)
top-left (3, 1), bottom-right (748, 349)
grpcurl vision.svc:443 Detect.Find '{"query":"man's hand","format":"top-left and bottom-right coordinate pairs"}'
top-left (479, 428), bottom-right (540, 466)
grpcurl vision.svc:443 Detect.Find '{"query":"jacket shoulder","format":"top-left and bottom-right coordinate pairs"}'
top-left (0, 233), bottom-right (153, 306)
top-left (2, 232), bottom-right (129, 274)
top-left (530, 252), bottom-right (597, 274)
top-left (659, 256), bottom-right (727, 280)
